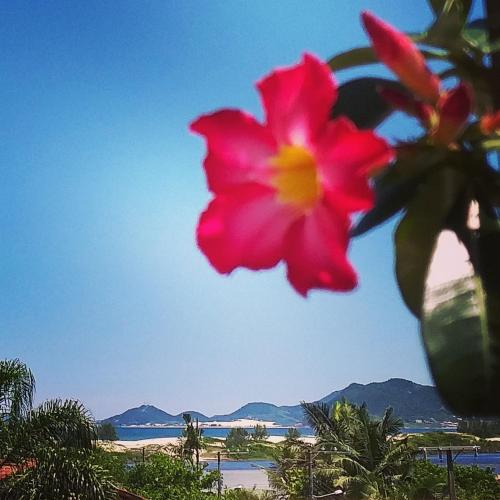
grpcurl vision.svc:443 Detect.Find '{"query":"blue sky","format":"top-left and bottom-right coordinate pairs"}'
top-left (0, 1), bottom-right (482, 419)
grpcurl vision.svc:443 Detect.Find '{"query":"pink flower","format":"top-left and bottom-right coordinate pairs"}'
top-left (190, 54), bottom-right (393, 296)
top-left (361, 11), bottom-right (441, 104)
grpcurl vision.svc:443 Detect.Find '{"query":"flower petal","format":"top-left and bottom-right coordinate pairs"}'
top-left (432, 82), bottom-right (473, 145)
top-left (361, 11), bottom-right (441, 104)
top-left (197, 183), bottom-right (298, 274)
top-left (190, 110), bottom-right (277, 193)
top-left (314, 118), bottom-right (394, 211)
top-left (480, 110), bottom-right (500, 136)
top-left (284, 200), bottom-right (357, 296)
top-left (257, 53), bottom-right (337, 147)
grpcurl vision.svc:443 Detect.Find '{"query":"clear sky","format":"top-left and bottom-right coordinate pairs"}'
top-left (0, 1), bottom-right (483, 420)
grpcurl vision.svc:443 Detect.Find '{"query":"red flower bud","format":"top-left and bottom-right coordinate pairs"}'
top-left (362, 11), bottom-right (441, 104)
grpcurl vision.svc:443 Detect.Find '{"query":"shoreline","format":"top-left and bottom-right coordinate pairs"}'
top-left (101, 435), bottom-right (316, 452)
top-left (114, 418), bottom-right (294, 429)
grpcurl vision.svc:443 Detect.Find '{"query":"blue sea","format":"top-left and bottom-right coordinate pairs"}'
top-left (202, 455), bottom-right (500, 472)
top-left (428, 453), bottom-right (500, 471)
top-left (115, 427), bottom-right (499, 472)
top-left (116, 426), bottom-right (457, 441)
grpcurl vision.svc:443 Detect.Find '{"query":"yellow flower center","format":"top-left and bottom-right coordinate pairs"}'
top-left (270, 145), bottom-right (321, 208)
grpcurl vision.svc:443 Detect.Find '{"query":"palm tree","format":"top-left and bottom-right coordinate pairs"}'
top-left (0, 358), bottom-right (114, 499)
top-left (301, 399), bottom-right (414, 499)
top-left (180, 413), bottom-right (204, 468)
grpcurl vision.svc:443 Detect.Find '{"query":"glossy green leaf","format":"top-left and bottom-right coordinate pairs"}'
top-left (422, 213), bottom-right (500, 415)
top-left (395, 168), bottom-right (466, 317)
top-left (327, 46), bottom-right (447, 73)
top-left (331, 78), bottom-right (403, 129)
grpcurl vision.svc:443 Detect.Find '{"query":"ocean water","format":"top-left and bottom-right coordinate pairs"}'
top-left (204, 455), bottom-right (500, 472)
top-left (204, 460), bottom-right (274, 471)
top-left (428, 453), bottom-right (500, 472)
top-left (116, 426), bottom-right (456, 441)
top-left (114, 427), bottom-right (499, 472)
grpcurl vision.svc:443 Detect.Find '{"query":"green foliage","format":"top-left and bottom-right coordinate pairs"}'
top-left (272, 400), bottom-right (414, 499)
top-left (332, 78), bottom-right (404, 129)
top-left (2, 448), bottom-right (115, 500)
top-left (407, 430), bottom-right (500, 453)
top-left (284, 427), bottom-right (301, 441)
top-left (226, 428), bottom-right (250, 451)
top-left (398, 460), bottom-right (500, 500)
top-left (0, 359), bottom-right (115, 499)
top-left (98, 422), bottom-right (118, 441)
top-left (395, 167), bottom-right (466, 317)
top-left (222, 489), bottom-right (277, 499)
top-left (252, 424), bottom-right (269, 441)
top-left (125, 453), bottom-right (219, 500)
top-left (268, 440), bottom-right (309, 498)
top-left (181, 413), bottom-right (205, 465)
top-left (92, 448), bottom-right (131, 486)
top-left (328, 0), bottom-right (500, 415)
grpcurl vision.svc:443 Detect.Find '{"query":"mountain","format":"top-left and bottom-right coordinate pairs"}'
top-left (211, 403), bottom-right (300, 425)
top-left (104, 405), bottom-right (179, 425)
top-left (102, 378), bottom-right (454, 426)
top-left (103, 405), bottom-right (210, 425)
top-left (318, 378), bottom-right (451, 422)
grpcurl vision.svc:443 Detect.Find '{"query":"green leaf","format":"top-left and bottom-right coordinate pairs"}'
top-left (462, 19), bottom-right (500, 54)
top-left (395, 167), bottom-right (466, 317)
top-left (421, 214), bottom-right (500, 415)
top-left (327, 46), bottom-right (448, 73)
top-left (427, 0), bottom-right (471, 17)
top-left (428, 0), bottom-right (446, 15)
top-left (426, 0), bottom-right (472, 48)
top-left (351, 180), bottom-right (417, 237)
top-left (352, 149), bottom-right (449, 237)
top-left (332, 77), bottom-right (404, 129)
top-left (328, 47), bottom-right (377, 72)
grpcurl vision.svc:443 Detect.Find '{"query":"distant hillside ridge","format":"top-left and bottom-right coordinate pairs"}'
top-left (104, 404), bottom-right (209, 426)
top-left (101, 378), bottom-right (453, 426)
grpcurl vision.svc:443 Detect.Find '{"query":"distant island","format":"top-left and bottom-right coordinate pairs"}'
top-left (102, 378), bottom-right (455, 427)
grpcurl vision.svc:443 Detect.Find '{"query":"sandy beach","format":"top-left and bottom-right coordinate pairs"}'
top-left (101, 435), bottom-right (316, 453)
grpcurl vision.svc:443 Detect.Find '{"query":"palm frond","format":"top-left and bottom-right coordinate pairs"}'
top-left (0, 359), bottom-right (35, 421)
top-left (301, 401), bottom-right (334, 436)
top-left (26, 399), bottom-right (97, 450)
top-left (2, 447), bottom-right (115, 499)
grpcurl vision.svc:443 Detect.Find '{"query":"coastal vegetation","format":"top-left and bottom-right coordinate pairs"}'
top-left (97, 422), bottom-right (118, 441)
top-left (125, 453), bottom-right (219, 500)
top-left (270, 400), bottom-right (414, 498)
top-left (267, 401), bottom-right (500, 499)
top-left (2, 361), bottom-right (499, 499)
top-left (0, 359), bottom-right (114, 499)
